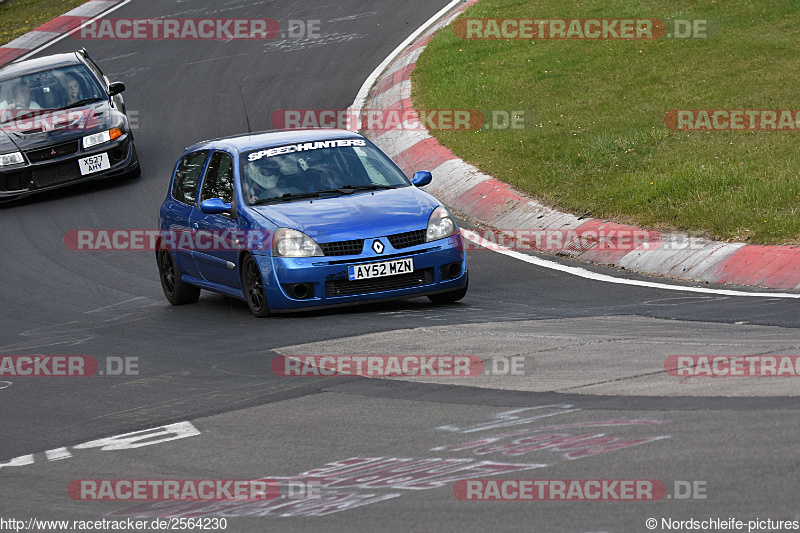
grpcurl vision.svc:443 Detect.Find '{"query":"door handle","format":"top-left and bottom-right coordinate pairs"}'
top-left (191, 222), bottom-right (199, 229)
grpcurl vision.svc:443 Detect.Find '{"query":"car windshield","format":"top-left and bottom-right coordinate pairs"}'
top-left (240, 138), bottom-right (411, 206)
top-left (0, 64), bottom-right (106, 121)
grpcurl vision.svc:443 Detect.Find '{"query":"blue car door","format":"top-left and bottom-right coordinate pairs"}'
top-left (189, 151), bottom-right (242, 288)
top-left (162, 150), bottom-right (209, 278)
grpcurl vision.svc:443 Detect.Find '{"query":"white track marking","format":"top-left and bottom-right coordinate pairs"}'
top-left (465, 232), bottom-right (800, 298)
top-left (14, 0), bottom-right (134, 62)
top-left (0, 422), bottom-right (200, 471)
top-left (44, 448), bottom-right (72, 461)
top-left (349, 0), bottom-right (461, 114)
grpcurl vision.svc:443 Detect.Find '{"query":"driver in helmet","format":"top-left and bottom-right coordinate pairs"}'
top-left (244, 157), bottom-right (282, 204)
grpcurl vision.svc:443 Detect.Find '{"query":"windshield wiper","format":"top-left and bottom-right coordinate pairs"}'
top-left (300, 185), bottom-right (397, 196)
top-left (61, 97), bottom-right (103, 110)
top-left (251, 191), bottom-right (330, 205)
top-left (250, 185), bottom-right (398, 206)
top-left (339, 184), bottom-right (398, 191)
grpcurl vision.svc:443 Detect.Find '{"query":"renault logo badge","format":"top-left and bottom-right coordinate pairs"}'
top-left (372, 240), bottom-right (384, 254)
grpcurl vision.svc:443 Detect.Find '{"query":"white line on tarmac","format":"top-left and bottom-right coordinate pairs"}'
top-left (15, 0), bottom-right (134, 62)
top-left (349, 0), bottom-right (461, 116)
top-left (465, 232), bottom-right (800, 299)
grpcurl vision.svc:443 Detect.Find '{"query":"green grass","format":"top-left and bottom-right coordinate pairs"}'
top-left (0, 0), bottom-right (86, 47)
top-left (412, 0), bottom-right (800, 244)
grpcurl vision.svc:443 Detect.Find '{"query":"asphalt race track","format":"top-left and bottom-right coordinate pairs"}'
top-left (1, 1), bottom-right (799, 532)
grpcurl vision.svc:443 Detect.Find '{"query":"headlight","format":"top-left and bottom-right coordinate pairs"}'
top-left (426, 206), bottom-right (458, 242)
top-left (0, 152), bottom-right (24, 167)
top-left (82, 128), bottom-right (122, 149)
top-left (273, 228), bottom-right (323, 257)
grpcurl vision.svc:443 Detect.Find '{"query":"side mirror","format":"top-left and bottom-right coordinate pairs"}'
top-left (108, 82), bottom-right (126, 96)
top-left (411, 170), bottom-right (432, 187)
top-left (200, 198), bottom-right (232, 215)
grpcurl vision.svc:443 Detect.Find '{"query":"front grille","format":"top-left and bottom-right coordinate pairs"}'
top-left (26, 141), bottom-right (80, 163)
top-left (387, 229), bottom-right (426, 249)
top-left (326, 268), bottom-right (434, 297)
top-left (320, 239), bottom-right (364, 256)
top-left (32, 161), bottom-right (81, 188)
top-left (321, 247), bottom-right (439, 266)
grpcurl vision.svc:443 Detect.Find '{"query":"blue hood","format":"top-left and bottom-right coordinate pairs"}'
top-left (251, 186), bottom-right (441, 242)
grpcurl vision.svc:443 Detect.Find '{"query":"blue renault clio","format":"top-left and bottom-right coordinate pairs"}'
top-left (157, 129), bottom-right (467, 316)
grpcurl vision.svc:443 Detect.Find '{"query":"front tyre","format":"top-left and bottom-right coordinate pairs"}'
top-left (242, 254), bottom-right (270, 317)
top-left (157, 250), bottom-right (200, 305)
top-left (427, 272), bottom-right (468, 304)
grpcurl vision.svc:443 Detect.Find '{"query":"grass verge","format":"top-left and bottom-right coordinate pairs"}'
top-left (1, 0), bottom-right (86, 47)
top-left (412, 0), bottom-right (800, 244)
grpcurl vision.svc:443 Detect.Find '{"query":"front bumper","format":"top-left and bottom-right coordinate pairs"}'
top-left (256, 233), bottom-right (467, 311)
top-left (0, 134), bottom-right (138, 201)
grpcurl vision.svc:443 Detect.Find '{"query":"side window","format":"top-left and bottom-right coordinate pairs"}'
top-left (171, 150), bottom-right (209, 205)
top-left (73, 65), bottom-right (104, 100)
top-left (200, 151), bottom-right (234, 205)
top-left (81, 56), bottom-right (107, 87)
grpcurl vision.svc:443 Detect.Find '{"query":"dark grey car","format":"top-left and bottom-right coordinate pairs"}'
top-left (0, 49), bottom-right (139, 201)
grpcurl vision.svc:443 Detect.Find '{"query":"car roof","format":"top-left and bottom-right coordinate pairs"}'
top-left (0, 52), bottom-right (82, 80)
top-left (182, 129), bottom-right (364, 156)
